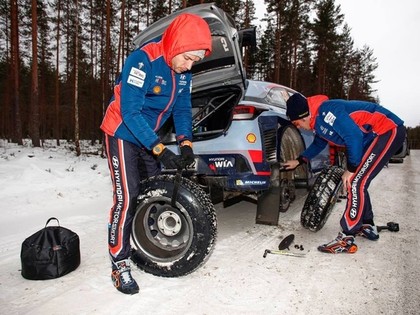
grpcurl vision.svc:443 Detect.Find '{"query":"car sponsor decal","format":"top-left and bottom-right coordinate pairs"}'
top-left (208, 157), bottom-right (235, 169)
top-left (236, 179), bottom-right (267, 186)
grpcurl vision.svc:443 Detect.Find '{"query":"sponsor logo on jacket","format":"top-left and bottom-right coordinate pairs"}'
top-left (127, 67), bottom-right (146, 88)
top-left (324, 111), bottom-right (336, 126)
top-left (179, 74), bottom-right (188, 86)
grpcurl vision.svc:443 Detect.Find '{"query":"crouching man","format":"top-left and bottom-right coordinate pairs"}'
top-left (283, 93), bottom-right (405, 254)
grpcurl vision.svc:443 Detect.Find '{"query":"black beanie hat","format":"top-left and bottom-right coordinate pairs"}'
top-left (286, 93), bottom-right (309, 121)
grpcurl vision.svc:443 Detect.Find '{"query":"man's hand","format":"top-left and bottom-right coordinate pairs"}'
top-left (341, 170), bottom-right (354, 192)
top-left (283, 160), bottom-right (300, 170)
top-left (180, 140), bottom-right (195, 167)
top-left (153, 144), bottom-right (180, 169)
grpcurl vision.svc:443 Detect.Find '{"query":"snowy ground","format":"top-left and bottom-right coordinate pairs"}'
top-left (0, 141), bottom-right (419, 315)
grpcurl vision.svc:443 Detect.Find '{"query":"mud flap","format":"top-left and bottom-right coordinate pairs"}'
top-left (256, 186), bottom-right (281, 225)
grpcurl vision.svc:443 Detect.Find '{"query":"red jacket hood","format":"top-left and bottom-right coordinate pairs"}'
top-left (307, 95), bottom-right (329, 129)
top-left (160, 13), bottom-right (212, 67)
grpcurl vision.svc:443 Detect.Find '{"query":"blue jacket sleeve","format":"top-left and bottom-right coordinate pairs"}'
top-left (300, 135), bottom-right (328, 161)
top-left (119, 50), bottom-right (160, 150)
top-left (172, 77), bottom-right (193, 143)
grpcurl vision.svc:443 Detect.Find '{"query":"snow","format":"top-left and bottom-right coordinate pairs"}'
top-left (0, 141), bottom-right (419, 315)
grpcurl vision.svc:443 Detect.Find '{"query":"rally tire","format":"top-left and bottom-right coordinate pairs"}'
top-left (131, 174), bottom-right (217, 277)
top-left (279, 179), bottom-right (295, 212)
top-left (278, 125), bottom-right (309, 187)
top-left (301, 166), bottom-right (344, 232)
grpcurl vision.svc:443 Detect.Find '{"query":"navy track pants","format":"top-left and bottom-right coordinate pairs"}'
top-left (104, 134), bottom-right (161, 261)
top-left (340, 125), bottom-right (406, 234)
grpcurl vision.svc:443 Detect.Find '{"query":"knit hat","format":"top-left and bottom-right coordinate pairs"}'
top-left (286, 93), bottom-right (309, 121)
top-left (185, 50), bottom-right (206, 59)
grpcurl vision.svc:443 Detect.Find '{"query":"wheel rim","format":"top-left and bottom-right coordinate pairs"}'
top-left (132, 196), bottom-right (193, 263)
top-left (279, 179), bottom-right (291, 211)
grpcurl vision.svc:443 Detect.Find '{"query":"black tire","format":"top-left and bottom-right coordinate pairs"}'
top-left (278, 125), bottom-right (308, 186)
top-left (279, 178), bottom-right (295, 212)
top-left (131, 174), bottom-right (217, 277)
top-left (276, 125), bottom-right (306, 212)
top-left (301, 166), bottom-right (344, 232)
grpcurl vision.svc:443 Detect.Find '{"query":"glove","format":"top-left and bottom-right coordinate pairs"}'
top-left (180, 142), bottom-right (195, 166)
top-left (154, 144), bottom-right (180, 169)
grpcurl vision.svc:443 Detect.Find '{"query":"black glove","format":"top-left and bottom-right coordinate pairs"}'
top-left (157, 148), bottom-right (180, 169)
top-left (180, 145), bottom-right (195, 166)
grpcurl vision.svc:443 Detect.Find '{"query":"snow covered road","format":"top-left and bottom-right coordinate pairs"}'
top-left (0, 144), bottom-right (419, 314)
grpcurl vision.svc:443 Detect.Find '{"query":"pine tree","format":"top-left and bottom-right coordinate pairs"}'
top-left (29, 0), bottom-right (40, 147)
top-left (311, 0), bottom-right (344, 94)
top-left (10, 0), bottom-right (23, 144)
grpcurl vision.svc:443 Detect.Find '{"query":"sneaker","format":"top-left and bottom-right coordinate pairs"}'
top-left (357, 224), bottom-right (379, 241)
top-left (111, 259), bottom-right (139, 295)
top-left (318, 232), bottom-right (358, 254)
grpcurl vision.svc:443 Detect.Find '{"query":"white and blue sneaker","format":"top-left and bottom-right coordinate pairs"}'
top-left (357, 224), bottom-right (379, 241)
top-left (111, 259), bottom-right (139, 295)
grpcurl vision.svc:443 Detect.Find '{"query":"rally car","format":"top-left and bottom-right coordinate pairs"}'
top-left (129, 3), bottom-right (333, 278)
top-left (132, 4), bottom-right (330, 219)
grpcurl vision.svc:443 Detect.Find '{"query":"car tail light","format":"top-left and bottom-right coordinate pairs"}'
top-left (232, 105), bottom-right (257, 120)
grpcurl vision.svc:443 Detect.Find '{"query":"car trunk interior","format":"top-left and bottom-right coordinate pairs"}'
top-left (160, 85), bottom-right (243, 144)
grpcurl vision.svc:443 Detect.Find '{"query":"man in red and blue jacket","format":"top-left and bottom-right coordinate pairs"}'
top-left (284, 93), bottom-right (405, 254)
top-left (100, 13), bottom-right (212, 294)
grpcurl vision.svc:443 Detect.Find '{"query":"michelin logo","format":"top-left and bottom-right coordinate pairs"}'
top-left (236, 180), bottom-right (267, 186)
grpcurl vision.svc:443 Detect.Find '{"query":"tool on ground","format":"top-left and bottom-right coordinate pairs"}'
top-left (278, 234), bottom-right (295, 250)
top-left (377, 221), bottom-right (399, 232)
top-left (263, 249), bottom-right (306, 258)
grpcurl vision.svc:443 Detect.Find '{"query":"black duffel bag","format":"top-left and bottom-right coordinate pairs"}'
top-left (21, 217), bottom-right (80, 280)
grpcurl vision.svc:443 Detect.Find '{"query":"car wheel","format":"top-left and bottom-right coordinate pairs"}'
top-left (131, 174), bottom-right (217, 277)
top-left (279, 178), bottom-right (295, 212)
top-left (278, 125), bottom-right (308, 185)
top-left (301, 166), bottom-right (344, 232)
top-left (273, 125), bottom-right (305, 212)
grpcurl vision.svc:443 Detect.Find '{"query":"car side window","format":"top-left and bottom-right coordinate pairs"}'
top-left (266, 88), bottom-right (288, 109)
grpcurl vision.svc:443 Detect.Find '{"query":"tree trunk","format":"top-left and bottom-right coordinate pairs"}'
top-left (74, 0), bottom-right (80, 156)
top-left (54, 0), bottom-right (61, 146)
top-left (10, 0), bottom-right (23, 145)
top-left (30, 0), bottom-right (40, 147)
top-left (104, 0), bottom-right (111, 109)
top-left (274, 9), bottom-right (281, 83)
top-left (116, 0), bottom-right (125, 76)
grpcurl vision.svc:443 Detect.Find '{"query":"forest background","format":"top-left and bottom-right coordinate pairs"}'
top-left (1, 0), bottom-right (419, 154)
